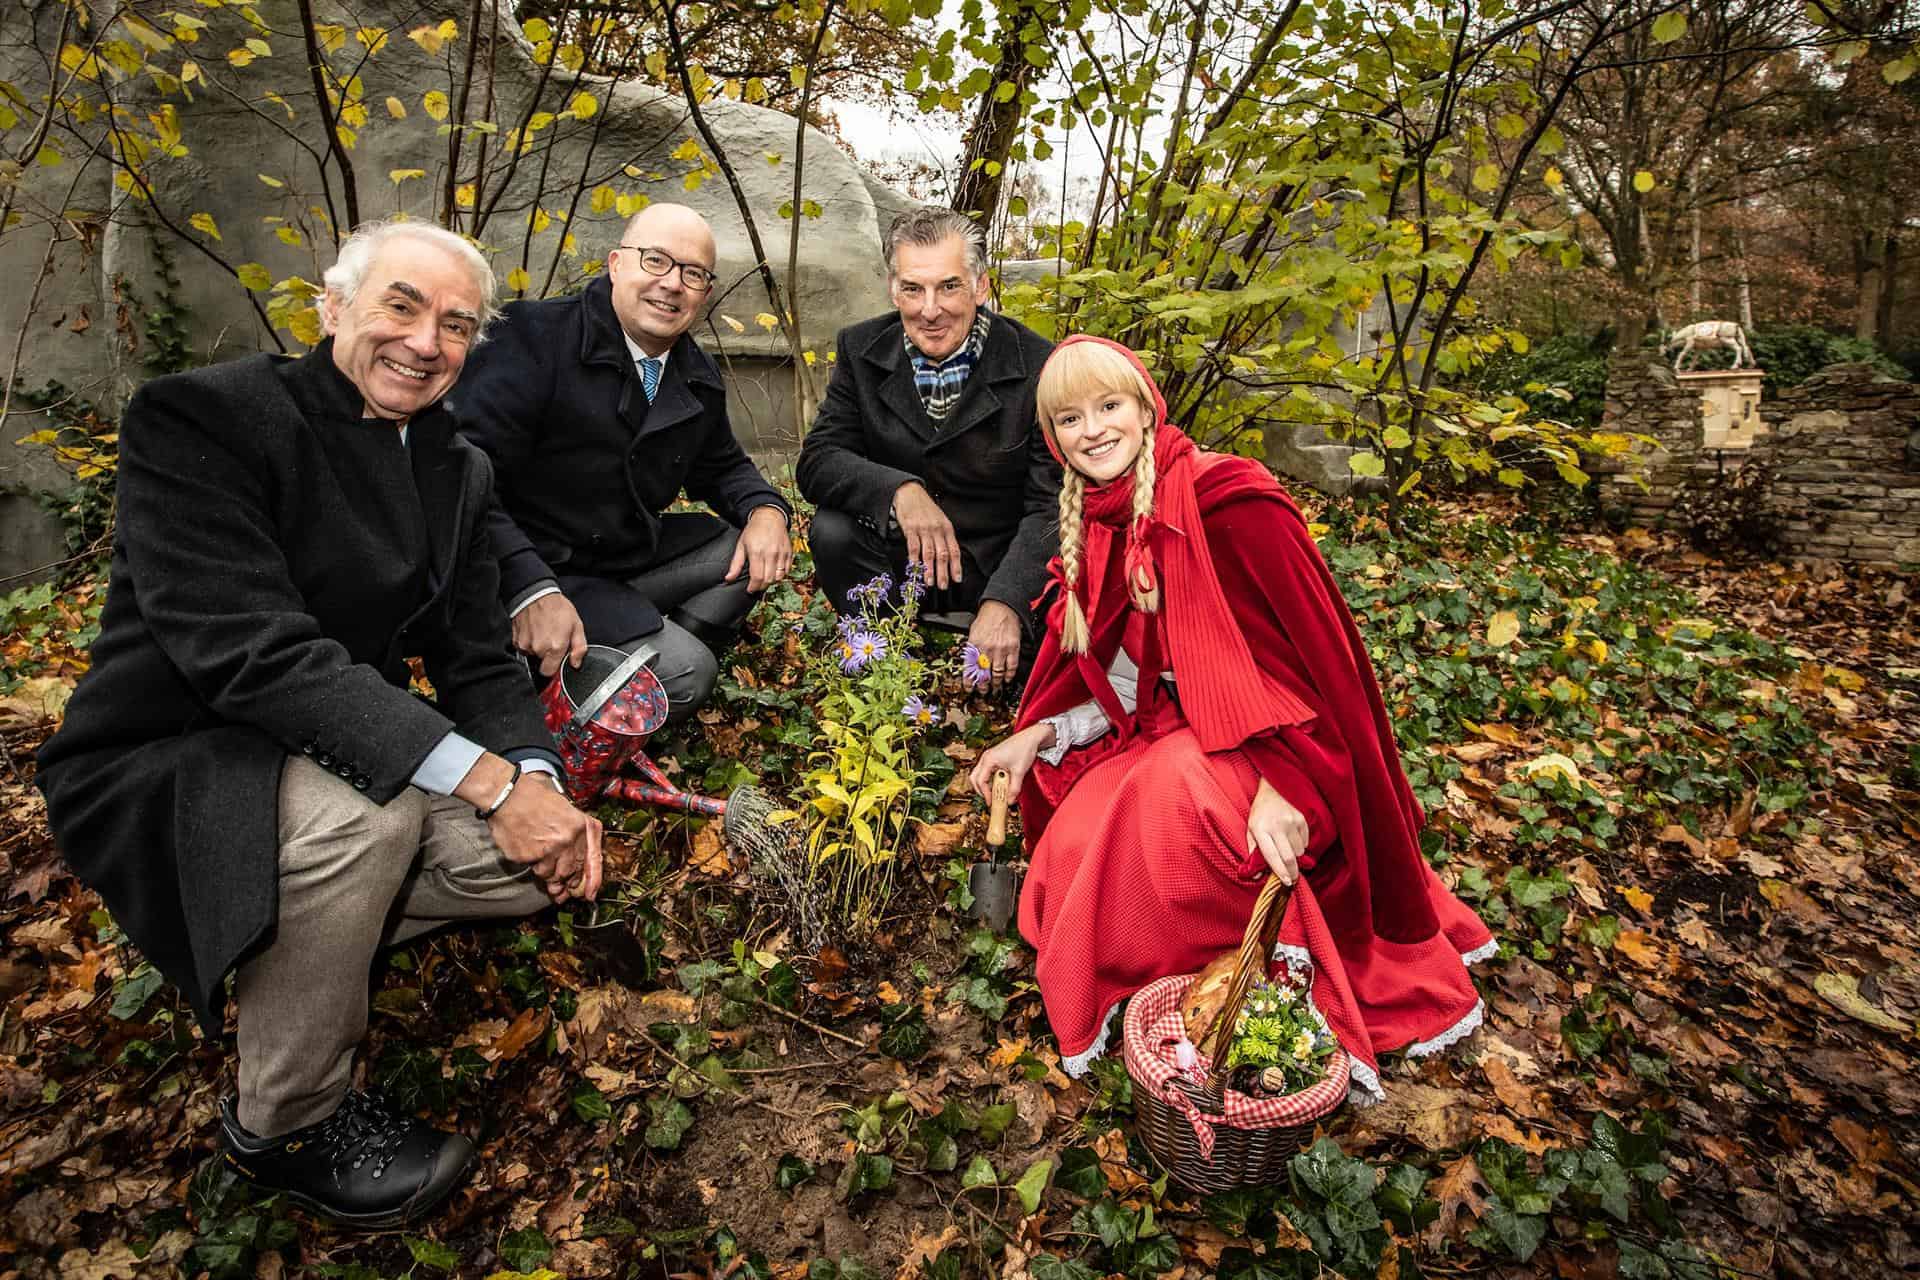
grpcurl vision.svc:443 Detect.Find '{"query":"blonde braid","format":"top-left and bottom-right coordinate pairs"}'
top-left (1057, 471), bottom-right (1091, 654)
top-left (1129, 428), bottom-right (1160, 613)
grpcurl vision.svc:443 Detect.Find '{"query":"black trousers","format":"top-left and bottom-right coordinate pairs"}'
top-left (547, 515), bottom-right (758, 725)
top-left (809, 507), bottom-right (1040, 672)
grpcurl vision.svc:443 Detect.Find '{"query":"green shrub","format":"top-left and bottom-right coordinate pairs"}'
top-left (1475, 332), bottom-right (1612, 429)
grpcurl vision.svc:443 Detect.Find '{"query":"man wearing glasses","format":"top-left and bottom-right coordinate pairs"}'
top-left (457, 203), bottom-right (792, 722)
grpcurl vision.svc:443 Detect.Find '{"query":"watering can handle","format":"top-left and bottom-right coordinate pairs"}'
top-left (986, 769), bottom-right (1011, 847)
top-left (569, 643), bottom-right (658, 734)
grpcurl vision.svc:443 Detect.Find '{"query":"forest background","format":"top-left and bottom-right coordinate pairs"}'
top-left (1, 2), bottom-right (1919, 1280)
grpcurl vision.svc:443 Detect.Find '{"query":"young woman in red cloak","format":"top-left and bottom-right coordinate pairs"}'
top-left (968, 336), bottom-right (1495, 1102)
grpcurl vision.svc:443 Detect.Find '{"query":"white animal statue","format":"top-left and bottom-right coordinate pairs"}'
top-left (1664, 320), bottom-right (1754, 371)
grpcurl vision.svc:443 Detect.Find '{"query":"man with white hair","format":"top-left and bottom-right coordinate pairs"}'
top-left (37, 219), bottom-right (601, 1228)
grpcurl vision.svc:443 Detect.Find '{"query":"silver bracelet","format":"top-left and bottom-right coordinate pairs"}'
top-left (475, 762), bottom-right (524, 820)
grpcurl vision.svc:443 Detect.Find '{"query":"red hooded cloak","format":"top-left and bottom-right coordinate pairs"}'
top-left (1014, 336), bottom-right (1493, 1100)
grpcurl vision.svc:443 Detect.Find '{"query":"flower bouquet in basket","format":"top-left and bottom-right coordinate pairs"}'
top-left (1121, 878), bottom-right (1349, 1193)
top-left (1219, 963), bottom-right (1341, 1098)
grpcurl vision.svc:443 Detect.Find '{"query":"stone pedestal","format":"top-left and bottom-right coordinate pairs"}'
top-left (1678, 368), bottom-right (1766, 450)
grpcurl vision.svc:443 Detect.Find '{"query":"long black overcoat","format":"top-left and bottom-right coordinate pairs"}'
top-left (453, 276), bottom-right (789, 641)
top-left (36, 345), bottom-right (554, 1032)
top-left (794, 309), bottom-right (1060, 624)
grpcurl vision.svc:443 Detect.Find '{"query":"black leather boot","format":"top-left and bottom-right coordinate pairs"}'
top-left (219, 1090), bottom-right (475, 1228)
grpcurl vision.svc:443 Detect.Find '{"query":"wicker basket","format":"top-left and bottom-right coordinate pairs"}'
top-left (1122, 877), bottom-right (1348, 1193)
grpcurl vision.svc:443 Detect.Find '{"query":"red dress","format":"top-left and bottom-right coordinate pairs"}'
top-left (1015, 439), bottom-right (1492, 1102)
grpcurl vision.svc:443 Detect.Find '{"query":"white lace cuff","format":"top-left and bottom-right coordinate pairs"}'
top-left (1039, 701), bottom-right (1112, 765)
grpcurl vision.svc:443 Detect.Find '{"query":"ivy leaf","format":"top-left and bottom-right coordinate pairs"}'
top-left (1056, 1146), bottom-right (1106, 1199)
top-left (498, 1228), bottom-right (552, 1273)
top-left (1029, 1256), bottom-right (1099, 1280)
top-left (644, 1097), bottom-right (694, 1149)
top-left (775, 1154), bottom-right (815, 1190)
top-left (109, 964), bottom-right (166, 1020)
top-left (404, 1237), bottom-right (459, 1271)
top-left (568, 1081), bottom-right (610, 1124)
top-left (961, 1154), bottom-right (997, 1190)
top-left (1012, 1158), bottom-right (1053, 1213)
top-left (1469, 1196), bottom-right (1547, 1260)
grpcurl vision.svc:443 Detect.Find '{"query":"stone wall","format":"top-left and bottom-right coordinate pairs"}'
top-left (1749, 365), bottom-right (1920, 565)
top-left (1595, 354), bottom-right (1920, 567)
top-left (0, 0), bottom-right (916, 584)
top-left (1592, 353), bottom-right (1707, 525)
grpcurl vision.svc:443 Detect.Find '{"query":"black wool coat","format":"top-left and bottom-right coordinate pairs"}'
top-left (453, 275), bottom-right (790, 641)
top-left (35, 345), bottom-right (556, 1033)
top-left (795, 309), bottom-right (1060, 624)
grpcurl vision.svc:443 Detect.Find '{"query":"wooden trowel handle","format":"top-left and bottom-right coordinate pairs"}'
top-left (986, 769), bottom-right (1011, 847)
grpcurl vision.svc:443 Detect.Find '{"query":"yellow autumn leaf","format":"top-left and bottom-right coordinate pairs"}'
top-left (589, 185), bottom-right (615, 214)
top-left (355, 27), bottom-right (388, 54)
top-left (1520, 752), bottom-right (1582, 787)
top-left (384, 96), bottom-right (406, 118)
top-left (1633, 170), bottom-right (1655, 193)
top-left (719, 314), bottom-right (745, 333)
top-left (754, 313), bottom-right (779, 331)
top-left (286, 305), bottom-right (323, 346)
top-left (421, 90), bottom-right (449, 121)
top-left (226, 47), bottom-right (255, 68)
top-left (1486, 610), bottom-right (1520, 647)
top-left (454, 183), bottom-right (475, 209)
top-left (235, 262), bottom-right (272, 291)
top-left (569, 91), bottom-right (598, 120)
top-left (389, 168), bottom-right (425, 183)
top-left (530, 207), bottom-right (551, 233)
top-left (189, 211), bottom-right (221, 241)
top-left (257, 173), bottom-right (284, 188)
top-left (408, 18), bottom-right (458, 55)
top-left (1619, 885), bottom-right (1653, 914)
top-left (506, 267), bottom-right (529, 293)
top-left (521, 17), bottom-right (550, 42)
top-left (275, 226), bottom-right (304, 246)
top-left (1814, 972), bottom-right (1911, 1033)
top-left (1543, 166), bottom-right (1563, 188)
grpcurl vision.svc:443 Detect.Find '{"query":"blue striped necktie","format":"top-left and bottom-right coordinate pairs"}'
top-left (639, 356), bottom-right (662, 402)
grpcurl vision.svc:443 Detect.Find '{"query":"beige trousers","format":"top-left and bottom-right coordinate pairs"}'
top-left (232, 757), bottom-right (552, 1136)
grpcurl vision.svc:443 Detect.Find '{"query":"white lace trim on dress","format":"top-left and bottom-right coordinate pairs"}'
top-left (1061, 1001), bottom-right (1122, 1078)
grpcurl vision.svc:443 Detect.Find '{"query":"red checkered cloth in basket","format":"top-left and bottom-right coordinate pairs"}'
top-left (1123, 972), bottom-right (1348, 1161)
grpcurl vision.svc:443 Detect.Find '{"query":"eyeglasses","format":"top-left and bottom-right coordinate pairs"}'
top-left (618, 244), bottom-right (717, 293)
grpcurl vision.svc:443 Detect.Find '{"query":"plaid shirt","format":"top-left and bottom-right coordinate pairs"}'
top-left (905, 311), bottom-right (992, 427)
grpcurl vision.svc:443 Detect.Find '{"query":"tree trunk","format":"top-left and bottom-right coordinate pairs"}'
top-left (1876, 231), bottom-right (1899, 348)
top-left (1857, 233), bottom-right (1883, 343)
top-left (1689, 202), bottom-right (1702, 319)
top-left (952, 3), bottom-right (1043, 221)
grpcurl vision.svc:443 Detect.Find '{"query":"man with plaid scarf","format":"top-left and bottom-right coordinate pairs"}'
top-left (797, 207), bottom-right (1060, 684)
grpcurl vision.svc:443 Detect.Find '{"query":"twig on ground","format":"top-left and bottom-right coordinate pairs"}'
top-left (752, 995), bottom-right (867, 1049)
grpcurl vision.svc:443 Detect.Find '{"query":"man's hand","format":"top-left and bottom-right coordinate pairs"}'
top-left (512, 591), bottom-right (588, 679)
top-left (893, 482), bottom-right (962, 589)
top-left (725, 506), bottom-right (794, 592)
top-left (457, 757), bottom-right (603, 902)
top-left (968, 721), bottom-right (1055, 803)
top-left (1246, 778), bottom-right (1309, 886)
top-left (967, 600), bottom-right (1022, 688)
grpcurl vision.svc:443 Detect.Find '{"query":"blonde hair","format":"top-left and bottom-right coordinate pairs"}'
top-left (1039, 342), bottom-right (1162, 654)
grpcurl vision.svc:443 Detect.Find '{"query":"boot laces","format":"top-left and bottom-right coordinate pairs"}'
top-left (314, 1090), bottom-right (409, 1180)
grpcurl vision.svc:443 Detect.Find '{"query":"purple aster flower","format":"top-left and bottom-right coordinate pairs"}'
top-left (901, 694), bottom-right (937, 727)
top-left (959, 641), bottom-right (993, 687)
top-left (838, 628), bottom-right (887, 674)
